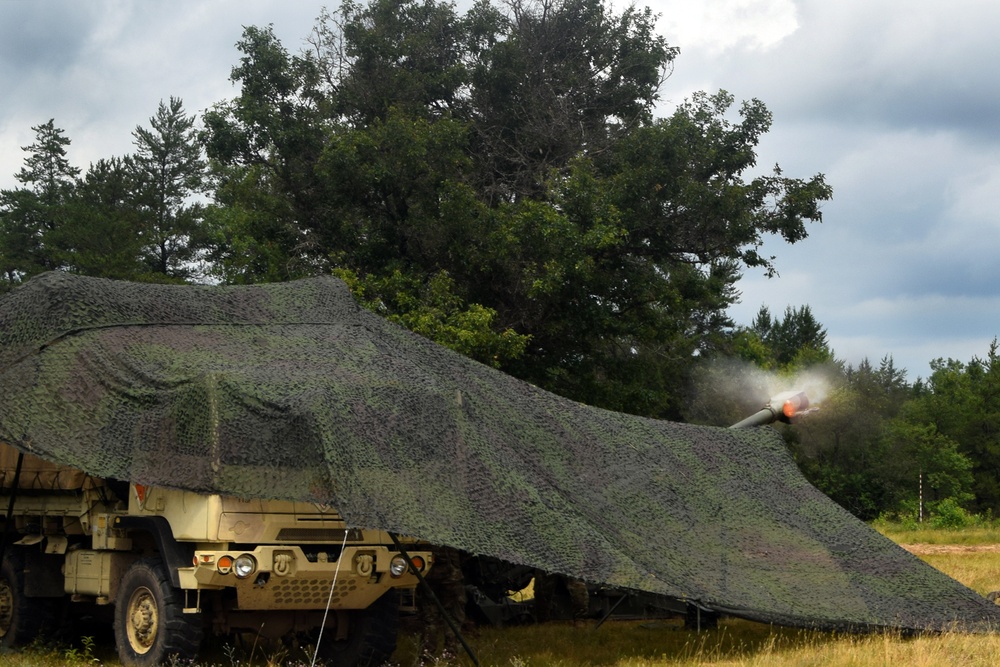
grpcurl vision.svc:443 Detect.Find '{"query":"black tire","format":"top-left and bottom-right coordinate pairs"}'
top-left (315, 591), bottom-right (400, 667)
top-left (113, 557), bottom-right (203, 667)
top-left (0, 547), bottom-right (57, 648)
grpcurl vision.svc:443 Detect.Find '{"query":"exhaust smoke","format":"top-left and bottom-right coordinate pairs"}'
top-left (686, 358), bottom-right (838, 427)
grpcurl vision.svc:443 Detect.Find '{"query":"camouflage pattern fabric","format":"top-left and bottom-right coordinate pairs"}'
top-left (0, 272), bottom-right (997, 633)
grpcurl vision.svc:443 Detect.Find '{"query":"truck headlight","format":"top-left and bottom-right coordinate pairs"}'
top-left (389, 555), bottom-right (409, 577)
top-left (234, 554), bottom-right (257, 579)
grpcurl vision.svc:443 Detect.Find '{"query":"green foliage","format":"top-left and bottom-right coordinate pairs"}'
top-left (882, 421), bottom-right (974, 506)
top-left (201, 25), bottom-right (329, 283)
top-left (1, 99), bottom-right (209, 287)
top-left (930, 498), bottom-right (976, 530)
top-left (51, 156), bottom-right (147, 279)
top-left (132, 96), bottom-right (208, 281)
top-left (323, 0), bottom-right (470, 122)
top-left (199, 0), bottom-right (830, 414)
top-left (62, 635), bottom-right (99, 665)
top-left (759, 342), bottom-right (1000, 521)
top-left (895, 339), bottom-right (1000, 513)
top-left (0, 120), bottom-right (79, 286)
top-left (335, 267), bottom-right (529, 367)
top-left (202, 162), bottom-right (307, 284)
top-left (738, 304), bottom-right (833, 370)
top-left (465, 0), bottom-right (677, 199)
top-left (606, 92), bottom-right (831, 279)
top-left (781, 356), bottom-right (978, 521)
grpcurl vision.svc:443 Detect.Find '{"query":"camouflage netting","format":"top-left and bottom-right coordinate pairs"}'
top-left (0, 272), bottom-right (997, 632)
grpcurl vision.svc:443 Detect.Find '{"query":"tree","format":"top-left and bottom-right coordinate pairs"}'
top-left (202, 25), bottom-right (328, 282)
top-left (895, 340), bottom-right (1000, 513)
top-left (314, 0), bottom-right (471, 123)
top-left (792, 385), bottom-right (887, 520)
top-left (50, 156), bottom-right (147, 279)
top-left (202, 0), bottom-right (832, 416)
top-left (0, 120), bottom-right (79, 286)
top-left (14, 120), bottom-right (79, 198)
top-left (781, 344), bottom-right (1000, 521)
top-left (132, 97), bottom-right (208, 281)
top-left (464, 0), bottom-right (676, 201)
top-left (734, 304), bottom-right (833, 370)
top-left (880, 420), bottom-right (973, 512)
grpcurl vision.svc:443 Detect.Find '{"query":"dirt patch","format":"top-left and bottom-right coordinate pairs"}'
top-left (902, 543), bottom-right (1000, 555)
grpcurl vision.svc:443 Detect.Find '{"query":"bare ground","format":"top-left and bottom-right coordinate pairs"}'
top-left (902, 543), bottom-right (1000, 555)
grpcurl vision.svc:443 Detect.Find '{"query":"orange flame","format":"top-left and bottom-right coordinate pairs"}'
top-left (781, 392), bottom-right (810, 419)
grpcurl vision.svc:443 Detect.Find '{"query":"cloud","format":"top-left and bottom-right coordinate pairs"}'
top-left (0, 1), bottom-right (323, 189)
top-left (689, 0), bottom-right (1000, 381)
top-left (656, 0), bottom-right (799, 56)
top-left (0, 3), bottom-right (95, 74)
top-left (831, 293), bottom-right (1000, 378)
top-left (807, 131), bottom-right (1000, 301)
top-left (3, 0), bottom-right (1000, 385)
top-left (710, 0), bottom-right (1000, 139)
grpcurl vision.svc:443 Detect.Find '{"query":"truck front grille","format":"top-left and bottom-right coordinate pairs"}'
top-left (271, 577), bottom-right (360, 606)
top-left (236, 574), bottom-right (381, 610)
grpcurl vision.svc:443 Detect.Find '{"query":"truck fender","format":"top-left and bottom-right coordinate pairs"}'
top-left (111, 516), bottom-right (194, 589)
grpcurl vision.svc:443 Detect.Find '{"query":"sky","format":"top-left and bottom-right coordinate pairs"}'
top-left (2, 0), bottom-right (999, 381)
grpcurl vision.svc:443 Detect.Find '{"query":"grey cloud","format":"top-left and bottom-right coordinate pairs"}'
top-left (687, 1), bottom-right (1000, 142)
top-left (0, 1), bottom-right (324, 190)
top-left (0, 2), bottom-right (95, 73)
top-left (3, 0), bottom-right (999, 381)
top-left (628, 0), bottom-right (1000, 377)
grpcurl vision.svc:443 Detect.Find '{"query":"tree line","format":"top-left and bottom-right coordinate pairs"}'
top-left (689, 305), bottom-right (995, 524)
top-left (0, 0), bottom-right (990, 524)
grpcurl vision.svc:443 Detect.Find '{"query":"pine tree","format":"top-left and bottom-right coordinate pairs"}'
top-left (0, 120), bottom-right (80, 286)
top-left (132, 97), bottom-right (207, 281)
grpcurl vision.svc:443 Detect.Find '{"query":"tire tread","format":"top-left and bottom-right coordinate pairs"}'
top-left (113, 556), bottom-right (203, 666)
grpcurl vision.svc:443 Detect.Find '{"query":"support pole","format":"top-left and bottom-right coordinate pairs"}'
top-left (389, 533), bottom-right (480, 667)
top-left (0, 452), bottom-right (24, 568)
top-left (593, 593), bottom-right (628, 630)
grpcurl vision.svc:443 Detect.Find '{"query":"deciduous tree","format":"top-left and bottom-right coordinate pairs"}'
top-left (202, 0), bottom-right (831, 416)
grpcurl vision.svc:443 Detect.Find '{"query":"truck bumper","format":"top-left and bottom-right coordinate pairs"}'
top-left (182, 544), bottom-right (431, 611)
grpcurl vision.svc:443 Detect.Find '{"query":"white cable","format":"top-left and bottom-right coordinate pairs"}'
top-left (311, 527), bottom-right (351, 667)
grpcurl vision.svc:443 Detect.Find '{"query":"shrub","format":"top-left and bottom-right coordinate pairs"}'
top-left (930, 498), bottom-right (975, 529)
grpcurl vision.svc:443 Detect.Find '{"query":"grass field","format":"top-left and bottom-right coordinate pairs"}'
top-left (7, 524), bottom-right (1000, 667)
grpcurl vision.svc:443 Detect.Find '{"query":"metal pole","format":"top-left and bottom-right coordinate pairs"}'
top-left (0, 452), bottom-right (24, 569)
top-left (919, 471), bottom-right (923, 524)
top-left (388, 533), bottom-right (480, 667)
top-left (593, 593), bottom-right (628, 630)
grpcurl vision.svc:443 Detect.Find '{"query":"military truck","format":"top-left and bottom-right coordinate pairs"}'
top-left (0, 444), bottom-right (432, 667)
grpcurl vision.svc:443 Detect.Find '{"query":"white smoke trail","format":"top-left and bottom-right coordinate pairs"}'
top-left (685, 358), bottom-right (840, 426)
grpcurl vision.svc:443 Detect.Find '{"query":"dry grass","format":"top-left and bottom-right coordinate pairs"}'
top-left (918, 551), bottom-right (1000, 597)
top-left (876, 523), bottom-right (1000, 547)
top-left (392, 617), bottom-right (1000, 667)
top-left (389, 525), bottom-right (1000, 667)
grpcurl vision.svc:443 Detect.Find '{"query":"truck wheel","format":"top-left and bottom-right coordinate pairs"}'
top-left (315, 591), bottom-right (399, 667)
top-left (113, 557), bottom-right (203, 667)
top-left (0, 547), bottom-right (57, 648)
